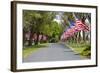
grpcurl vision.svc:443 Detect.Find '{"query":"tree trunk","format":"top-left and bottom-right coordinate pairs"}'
top-left (23, 29), bottom-right (26, 46)
top-left (34, 33), bottom-right (39, 45)
top-left (76, 32), bottom-right (79, 43)
top-left (83, 31), bottom-right (86, 42)
top-left (28, 26), bottom-right (33, 46)
top-left (78, 31), bottom-right (82, 43)
top-left (40, 33), bottom-right (43, 43)
top-left (28, 32), bottom-right (33, 46)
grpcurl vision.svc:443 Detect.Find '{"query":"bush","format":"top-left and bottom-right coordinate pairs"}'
top-left (80, 44), bottom-right (91, 58)
top-left (49, 38), bottom-right (58, 43)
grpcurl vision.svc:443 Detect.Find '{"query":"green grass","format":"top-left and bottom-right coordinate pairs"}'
top-left (23, 43), bottom-right (48, 58)
top-left (67, 42), bottom-right (91, 57)
top-left (67, 42), bottom-right (87, 53)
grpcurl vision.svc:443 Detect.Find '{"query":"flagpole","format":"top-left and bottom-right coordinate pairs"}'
top-left (72, 12), bottom-right (77, 20)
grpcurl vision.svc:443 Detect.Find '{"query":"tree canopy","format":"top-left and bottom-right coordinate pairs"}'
top-left (23, 10), bottom-right (63, 45)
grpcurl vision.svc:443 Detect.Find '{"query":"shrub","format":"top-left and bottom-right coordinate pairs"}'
top-left (80, 44), bottom-right (91, 58)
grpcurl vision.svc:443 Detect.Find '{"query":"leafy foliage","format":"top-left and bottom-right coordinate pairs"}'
top-left (23, 10), bottom-right (63, 45)
top-left (80, 44), bottom-right (91, 58)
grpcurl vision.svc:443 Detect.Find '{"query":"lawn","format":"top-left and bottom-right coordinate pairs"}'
top-left (23, 43), bottom-right (48, 58)
top-left (67, 42), bottom-right (91, 58)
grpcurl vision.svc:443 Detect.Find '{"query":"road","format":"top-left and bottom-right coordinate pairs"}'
top-left (23, 43), bottom-right (86, 62)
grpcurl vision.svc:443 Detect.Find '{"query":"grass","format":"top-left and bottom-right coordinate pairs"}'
top-left (23, 43), bottom-right (48, 58)
top-left (67, 41), bottom-right (91, 58)
top-left (67, 42), bottom-right (87, 53)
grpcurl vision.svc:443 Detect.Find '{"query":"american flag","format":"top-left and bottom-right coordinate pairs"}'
top-left (75, 19), bottom-right (89, 31)
top-left (61, 13), bottom-right (90, 40)
top-left (73, 12), bottom-right (89, 31)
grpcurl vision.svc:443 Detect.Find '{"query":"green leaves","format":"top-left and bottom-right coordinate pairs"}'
top-left (23, 10), bottom-right (56, 33)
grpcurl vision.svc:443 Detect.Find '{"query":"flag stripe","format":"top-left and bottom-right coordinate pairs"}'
top-left (61, 14), bottom-right (90, 40)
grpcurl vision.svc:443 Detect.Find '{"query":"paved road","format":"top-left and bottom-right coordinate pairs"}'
top-left (23, 43), bottom-right (86, 62)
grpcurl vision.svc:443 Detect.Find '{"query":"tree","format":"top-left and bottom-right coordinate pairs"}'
top-left (23, 10), bottom-right (56, 46)
top-left (50, 21), bottom-right (63, 42)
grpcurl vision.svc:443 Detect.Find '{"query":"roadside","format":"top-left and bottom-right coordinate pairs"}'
top-left (23, 43), bottom-right (49, 58)
top-left (60, 42), bottom-right (90, 58)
